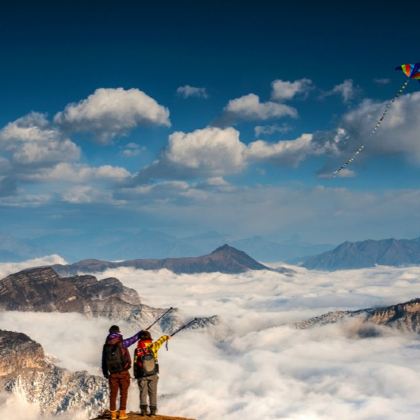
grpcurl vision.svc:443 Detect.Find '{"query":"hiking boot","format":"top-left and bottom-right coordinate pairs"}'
top-left (110, 411), bottom-right (117, 420)
top-left (149, 406), bottom-right (157, 416)
top-left (118, 409), bottom-right (128, 419)
top-left (140, 405), bottom-right (148, 416)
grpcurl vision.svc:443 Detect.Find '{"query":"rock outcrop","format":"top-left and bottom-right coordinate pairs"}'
top-left (51, 244), bottom-right (292, 275)
top-left (0, 329), bottom-right (108, 415)
top-left (0, 266), bottom-right (166, 323)
top-left (296, 298), bottom-right (420, 334)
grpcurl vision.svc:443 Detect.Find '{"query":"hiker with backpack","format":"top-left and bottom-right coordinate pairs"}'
top-left (134, 330), bottom-right (170, 417)
top-left (102, 325), bottom-right (143, 420)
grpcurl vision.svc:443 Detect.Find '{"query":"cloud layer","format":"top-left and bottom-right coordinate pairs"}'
top-left (3, 260), bottom-right (420, 419)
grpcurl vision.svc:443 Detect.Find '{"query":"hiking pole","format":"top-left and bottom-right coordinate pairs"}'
top-left (170, 318), bottom-right (199, 337)
top-left (145, 307), bottom-right (174, 331)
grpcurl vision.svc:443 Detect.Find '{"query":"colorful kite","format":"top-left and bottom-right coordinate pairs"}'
top-left (333, 63), bottom-right (419, 177)
top-left (396, 63), bottom-right (420, 81)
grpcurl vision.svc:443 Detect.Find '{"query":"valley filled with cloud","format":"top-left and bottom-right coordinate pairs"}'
top-left (2, 257), bottom-right (420, 419)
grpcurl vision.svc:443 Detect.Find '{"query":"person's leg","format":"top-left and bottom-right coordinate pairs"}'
top-left (138, 378), bottom-right (148, 415)
top-left (118, 371), bottom-right (130, 419)
top-left (148, 375), bottom-right (159, 415)
top-left (108, 374), bottom-right (119, 419)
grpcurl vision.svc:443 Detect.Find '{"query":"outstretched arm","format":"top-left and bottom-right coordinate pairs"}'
top-left (150, 335), bottom-right (170, 357)
top-left (122, 330), bottom-right (142, 348)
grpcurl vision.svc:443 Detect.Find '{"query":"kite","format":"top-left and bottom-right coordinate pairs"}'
top-left (332, 63), bottom-right (420, 177)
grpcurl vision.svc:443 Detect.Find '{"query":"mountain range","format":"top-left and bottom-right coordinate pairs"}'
top-left (0, 229), bottom-right (332, 263)
top-left (301, 237), bottom-right (420, 270)
top-left (51, 244), bottom-right (292, 276)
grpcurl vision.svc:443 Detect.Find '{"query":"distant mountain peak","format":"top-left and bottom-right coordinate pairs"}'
top-left (302, 237), bottom-right (420, 270)
top-left (52, 244), bottom-right (285, 275)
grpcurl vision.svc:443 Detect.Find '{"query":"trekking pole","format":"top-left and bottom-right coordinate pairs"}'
top-left (170, 318), bottom-right (199, 337)
top-left (145, 307), bottom-right (174, 331)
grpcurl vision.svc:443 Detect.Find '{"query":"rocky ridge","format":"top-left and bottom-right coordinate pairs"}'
top-left (0, 266), bottom-right (220, 333)
top-left (296, 298), bottom-right (420, 334)
top-left (0, 329), bottom-right (108, 415)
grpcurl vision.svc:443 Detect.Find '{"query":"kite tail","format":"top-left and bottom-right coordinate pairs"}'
top-left (333, 79), bottom-right (410, 178)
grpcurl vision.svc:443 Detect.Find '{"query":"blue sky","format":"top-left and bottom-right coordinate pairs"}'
top-left (0, 1), bottom-right (420, 261)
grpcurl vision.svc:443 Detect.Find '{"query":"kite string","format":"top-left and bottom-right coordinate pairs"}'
top-left (333, 79), bottom-right (410, 177)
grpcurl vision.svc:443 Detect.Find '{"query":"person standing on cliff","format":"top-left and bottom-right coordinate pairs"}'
top-left (133, 330), bottom-right (170, 417)
top-left (102, 325), bottom-right (143, 420)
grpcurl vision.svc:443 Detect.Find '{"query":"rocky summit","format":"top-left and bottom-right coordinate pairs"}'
top-left (296, 298), bottom-right (420, 334)
top-left (52, 244), bottom-right (292, 275)
top-left (0, 329), bottom-right (108, 415)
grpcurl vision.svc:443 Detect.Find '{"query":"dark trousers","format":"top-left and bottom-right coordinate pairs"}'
top-left (109, 370), bottom-right (131, 411)
top-left (138, 374), bottom-right (159, 408)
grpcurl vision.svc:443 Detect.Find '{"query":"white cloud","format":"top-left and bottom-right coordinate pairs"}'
top-left (247, 134), bottom-right (318, 166)
top-left (54, 88), bottom-right (170, 143)
top-left (176, 85), bottom-right (208, 99)
top-left (4, 260), bottom-right (420, 419)
top-left (337, 92), bottom-right (420, 162)
top-left (121, 142), bottom-right (145, 158)
top-left (26, 162), bottom-right (131, 183)
top-left (325, 79), bottom-right (358, 103)
top-left (0, 113), bottom-right (80, 165)
top-left (61, 185), bottom-right (122, 204)
top-left (165, 127), bottom-right (247, 175)
top-left (271, 78), bottom-right (313, 101)
top-left (135, 127), bottom-right (335, 181)
top-left (223, 93), bottom-right (297, 122)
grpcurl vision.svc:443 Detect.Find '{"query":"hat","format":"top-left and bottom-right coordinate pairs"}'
top-left (139, 330), bottom-right (152, 340)
top-left (109, 325), bottom-right (120, 334)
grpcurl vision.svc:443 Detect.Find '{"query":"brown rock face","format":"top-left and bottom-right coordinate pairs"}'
top-left (0, 329), bottom-right (108, 415)
top-left (0, 266), bottom-right (157, 321)
top-left (0, 330), bottom-right (45, 376)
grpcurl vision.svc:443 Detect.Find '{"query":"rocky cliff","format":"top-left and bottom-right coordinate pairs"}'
top-left (296, 298), bottom-right (420, 334)
top-left (0, 329), bottom-right (108, 415)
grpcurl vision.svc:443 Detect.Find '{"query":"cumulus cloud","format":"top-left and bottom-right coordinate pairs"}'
top-left (324, 79), bottom-right (359, 103)
top-left (165, 127), bottom-right (247, 174)
top-left (0, 113), bottom-right (80, 165)
top-left (222, 93), bottom-right (297, 123)
top-left (4, 259), bottom-right (420, 419)
top-left (271, 78), bottom-right (313, 101)
top-left (134, 127), bottom-right (321, 182)
top-left (247, 134), bottom-right (321, 166)
top-left (327, 92), bottom-right (420, 163)
top-left (176, 85), bottom-right (208, 99)
top-left (54, 88), bottom-right (170, 143)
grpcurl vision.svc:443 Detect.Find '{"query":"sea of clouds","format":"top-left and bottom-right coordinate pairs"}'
top-left (1, 257), bottom-right (420, 419)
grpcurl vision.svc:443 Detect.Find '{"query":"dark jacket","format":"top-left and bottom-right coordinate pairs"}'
top-left (102, 330), bottom-right (142, 377)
